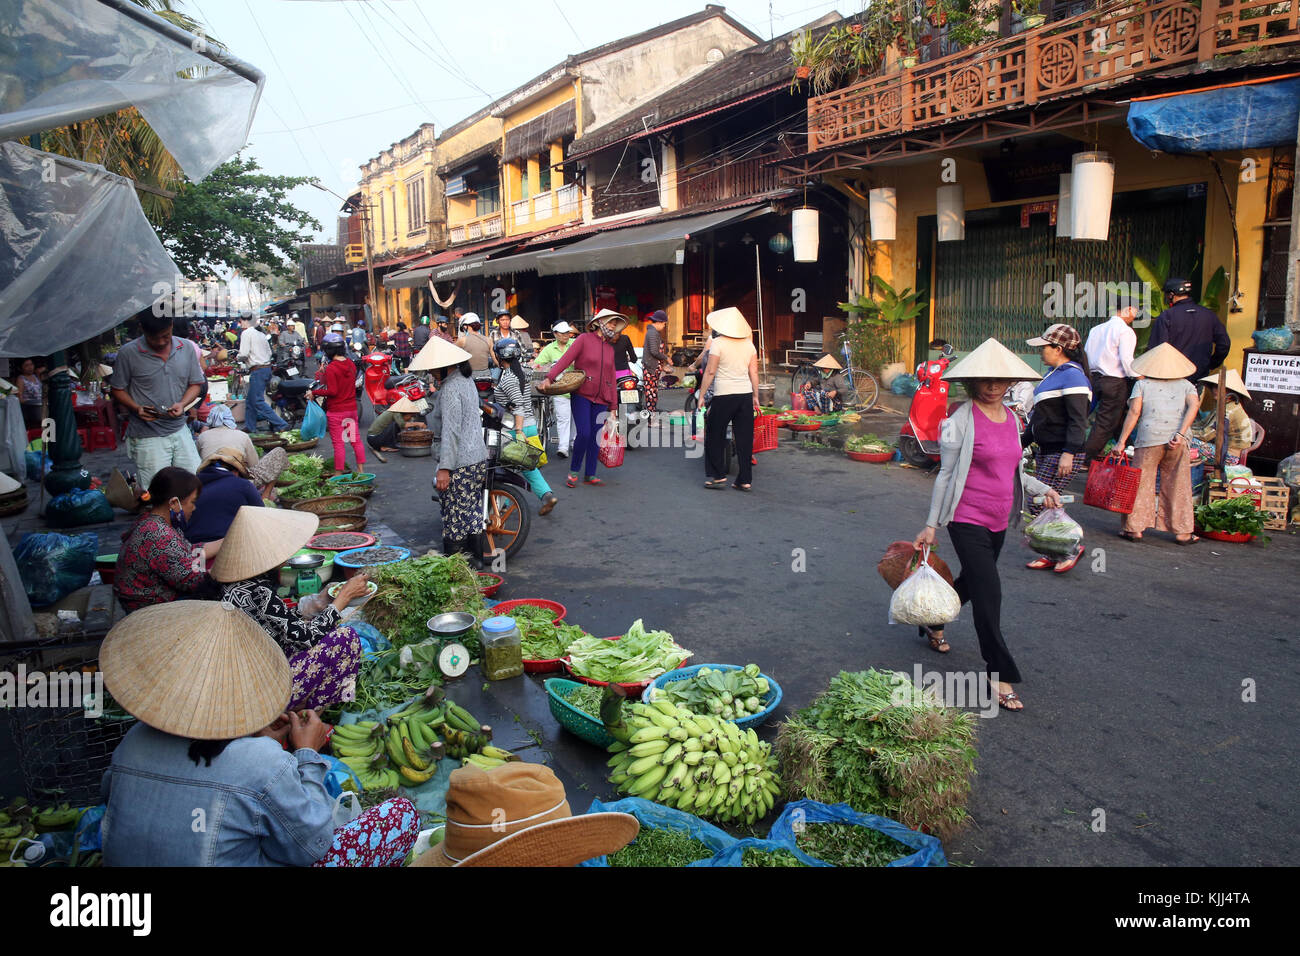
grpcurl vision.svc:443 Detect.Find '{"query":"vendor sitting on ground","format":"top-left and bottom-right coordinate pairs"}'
top-left (367, 395), bottom-right (429, 453)
top-left (114, 467), bottom-right (223, 613)
top-left (209, 506), bottom-right (371, 710)
top-left (801, 354), bottom-right (849, 413)
top-left (196, 404), bottom-right (261, 469)
top-left (1190, 369), bottom-right (1254, 466)
top-left (98, 600), bottom-right (420, 867)
top-left (187, 448), bottom-right (263, 546)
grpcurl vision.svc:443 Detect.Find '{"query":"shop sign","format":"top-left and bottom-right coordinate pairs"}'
top-left (1244, 351), bottom-right (1300, 395)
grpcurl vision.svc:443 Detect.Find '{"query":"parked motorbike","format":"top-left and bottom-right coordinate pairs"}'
top-left (615, 371), bottom-right (647, 449)
top-left (898, 341), bottom-right (958, 467)
top-left (364, 347), bottom-right (430, 413)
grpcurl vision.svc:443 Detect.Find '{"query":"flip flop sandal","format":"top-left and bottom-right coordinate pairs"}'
top-left (565, 474), bottom-right (578, 488)
top-left (1176, 535), bottom-right (1200, 545)
top-left (732, 483), bottom-right (752, 492)
top-left (1025, 556), bottom-right (1055, 570)
top-left (998, 691), bottom-right (1024, 712)
top-left (583, 477), bottom-right (604, 486)
top-left (1053, 545), bottom-right (1085, 573)
top-left (1118, 531), bottom-right (1143, 541)
top-left (923, 627), bottom-right (950, 654)
top-left (704, 479), bottom-right (726, 489)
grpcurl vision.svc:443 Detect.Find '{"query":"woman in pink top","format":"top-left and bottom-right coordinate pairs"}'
top-left (543, 309), bottom-right (627, 487)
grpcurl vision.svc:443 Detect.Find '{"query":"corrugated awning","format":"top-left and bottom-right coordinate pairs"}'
top-left (533, 204), bottom-right (765, 276)
top-left (482, 248), bottom-right (556, 276)
top-left (504, 99), bottom-right (576, 164)
top-left (384, 253), bottom-right (493, 288)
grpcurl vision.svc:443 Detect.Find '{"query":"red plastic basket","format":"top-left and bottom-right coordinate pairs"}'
top-left (1083, 454), bottom-right (1142, 514)
top-left (788, 421), bottom-right (821, 432)
top-left (523, 655), bottom-right (569, 675)
top-left (753, 414), bottom-right (778, 453)
top-left (477, 572), bottom-right (504, 597)
top-left (492, 598), bottom-right (566, 625)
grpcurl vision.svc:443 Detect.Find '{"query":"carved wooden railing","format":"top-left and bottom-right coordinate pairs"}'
top-left (679, 153), bottom-right (783, 207)
top-left (807, 0), bottom-right (1300, 150)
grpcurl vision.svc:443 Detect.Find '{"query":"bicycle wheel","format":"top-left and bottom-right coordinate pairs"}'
top-left (843, 367), bottom-right (879, 410)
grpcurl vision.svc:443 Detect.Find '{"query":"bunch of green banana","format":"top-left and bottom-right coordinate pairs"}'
top-left (331, 720), bottom-right (399, 789)
top-left (606, 699), bottom-right (782, 826)
top-left (461, 746), bottom-right (521, 770)
top-left (437, 699), bottom-right (493, 760)
top-left (32, 803), bottom-right (82, 832)
top-left (384, 712), bottom-right (447, 786)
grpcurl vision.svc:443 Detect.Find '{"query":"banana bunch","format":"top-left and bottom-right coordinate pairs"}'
top-left (382, 701), bottom-right (449, 786)
top-left (436, 699), bottom-right (493, 761)
top-left (0, 799), bottom-right (38, 857)
top-left (331, 720), bottom-right (400, 789)
top-left (462, 745), bottom-right (521, 770)
top-left (606, 700), bottom-right (782, 826)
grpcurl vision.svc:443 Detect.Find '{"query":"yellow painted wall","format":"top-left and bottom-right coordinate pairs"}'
top-left (500, 89), bottom-right (581, 236)
top-left (438, 116), bottom-right (505, 231)
top-left (501, 86), bottom-right (576, 133)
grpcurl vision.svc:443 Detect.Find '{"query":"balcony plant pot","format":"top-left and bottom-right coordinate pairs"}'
top-left (1024, 13), bottom-right (1046, 28)
top-left (796, 64), bottom-right (811, 79)
top-left (901, 54), bottom-right (919, 68)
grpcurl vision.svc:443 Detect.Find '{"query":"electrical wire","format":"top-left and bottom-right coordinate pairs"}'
top-left (350, 1), bottom-right (442, 125)
top-left (552, 0), bottom-right (584, 46)
top-left (372, 0), bottom-right (498, 102)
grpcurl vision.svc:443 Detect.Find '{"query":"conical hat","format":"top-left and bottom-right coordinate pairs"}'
top-left (1199, 367), bottom-right (1250, 399)
top-left (100, 601), bottom-right (291, 739)
top-left (209, 505), bottom-right (319, 582)
top-left (942, 339), bottom-right (1042, 381)
top-left (198, 446), bottom-right (250, 477)
top-left (705, 307), bottom-right (751, 339)
top-left (509, 315), bottom-right (529, 330)
top-left (408, 335), bottom-right (472, 372)
top-left (388, 395), bottom-right (428, 414)
top-left (813, 354), bottom-right (843, 371)
top-left (1132, 342), bottom-right (1196, 380)
top-left (0, 471), bottom-right (20, 495)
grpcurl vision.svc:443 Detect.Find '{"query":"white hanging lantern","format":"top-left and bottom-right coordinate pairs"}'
top-left (1056, 173), bottom-right (1073, 238)
top-left (936, 184), bottom-right (965, 241)
top-left (869, 187), bottom-right (896, 242)
top-left (1070, 151), bottom-right (1114, 241)
top-left (792, 207), bottom-right (819, 262)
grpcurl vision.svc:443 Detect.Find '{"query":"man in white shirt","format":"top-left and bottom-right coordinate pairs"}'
top-left (236, 314), bottom-right (288, 433)
top-left (1083, 301), bottom-right (1139, 459)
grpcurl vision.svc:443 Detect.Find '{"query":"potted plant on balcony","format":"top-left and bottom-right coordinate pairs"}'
top-left (837, 276), bottom-right (925, 376)
top-left (1015, 0), bottom-right (1046, 29)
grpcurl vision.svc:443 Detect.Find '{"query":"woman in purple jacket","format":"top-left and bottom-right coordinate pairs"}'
top-left (543, 309), bottom-right (628, 487)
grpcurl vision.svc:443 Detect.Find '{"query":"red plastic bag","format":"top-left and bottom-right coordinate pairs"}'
top-left (877, 540), bottom-right (954, 591)
top-left (598, 419), bottom-right (624, 469)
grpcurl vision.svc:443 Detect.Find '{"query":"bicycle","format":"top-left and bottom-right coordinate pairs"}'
top-left (789, 359), bottom-right (879, 411)
top-left (529, 368), bottom-right (556, 452)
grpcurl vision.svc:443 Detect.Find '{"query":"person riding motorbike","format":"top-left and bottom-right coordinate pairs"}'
top-left (493, 337), bottom-right (557, 516)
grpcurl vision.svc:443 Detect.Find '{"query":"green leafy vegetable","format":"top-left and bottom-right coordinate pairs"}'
top-left (496, 604), bottom-right (590, 660)
top-left (845, 433), bottom-right (893, 453)
top-left (742, 847), bottom-right (805, 867)
top-left (1195, 495), bottom-right (1268, 536)
top-left (795, 823), bottom-right (913, 867)
top-left (606, 827), bottom-right (715, 867)
top-left (362, 552), bottom-right (484, 647)
top-left (565, 620), bottom-right (692, 684)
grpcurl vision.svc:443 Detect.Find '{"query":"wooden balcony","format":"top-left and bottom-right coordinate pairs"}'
top-left (679, 153), bottom-right (783, 208)
top-left (807, 0), bottom-right (1300, 152)
top-left (449, 212), bottom-right (504, 244)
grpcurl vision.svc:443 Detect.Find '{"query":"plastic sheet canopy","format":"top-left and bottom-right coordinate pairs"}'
top-left (0, 0), bottom-right (264, 182)
top-left (0, 143), bottom-right (181, 357)
top-left (1127, 77), bottom-right (1300, 154)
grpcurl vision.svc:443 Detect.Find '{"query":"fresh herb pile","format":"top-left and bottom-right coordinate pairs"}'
top-left (496, 604), bottom-right (590, 660)
top-left (775, 669), bottom-right (978, 840)
top-left (282, 453), bottom-right (327, 483)
top-left (795, 823), bottom-right (912, 867)
top-left (742, 848), bottom-right (804, 867)
top-left (605, 827), bottom-right (715, 867)
top-left (362, 551), bottom-right (484, 646)
top-left (565, 620), bottom-right (691, 684)
top-left (1195, 495), bottom-right (1268, 537)
top-left (845, 433), bottom-right (893, 453)
top-left (656, 664), bottom-right (770, 721)
top-left (341, 646), bottom-right (439, 714)
top-left (563, 683), bottom-right (632, 721)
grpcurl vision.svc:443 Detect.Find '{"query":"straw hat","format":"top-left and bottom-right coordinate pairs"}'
top-left (587, 308), bottom-right (629, 335)
top-left (942, 338), bottom-right (1042, 382)
top-left (411, 762), bottom-right (636, 866)
top-left (1131, 342), bottom-right (1196, 380)
top-left (1199, 367), bottom-right (1251, 399)
top-left (813, 354), bottom-right (843, 371)
top-left (209, 505), bottom-right (319, 582)
top-left (388, 395), bottom-right (428, 414)
top-left (100, 601), bottom-right (291, 739)
top-left (408, 335), bottom-right (473, 372)
top-left (0, 471), bottom-right (20, 495)
top-left (509, 315), bottom-right (530, 330)
top-left (248, 446), bottom-right (287, 486)
top-left (198, 446), bottom-right (250, 477)
top-left (705, 307), bottom-right (751, 339)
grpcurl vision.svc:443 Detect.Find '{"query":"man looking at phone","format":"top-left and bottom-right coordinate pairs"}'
top-left (110, 312), bottom-right (206, 488)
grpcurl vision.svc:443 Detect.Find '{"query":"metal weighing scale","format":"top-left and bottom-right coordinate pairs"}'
top-left (425, 612), bottom-right (477, 678)
top-left (286, 553), bottom-right (325, 597)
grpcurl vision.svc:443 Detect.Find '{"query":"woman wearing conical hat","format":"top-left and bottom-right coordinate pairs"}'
top-left (211, 506), bottom-right (372, 710)
top-left (912, 339), bottom-right (1061, 713)
top-left (800, 353), bottom-right (849, 414)
top-left (1190, 368), bottom-right (1254, 466)
top-left (1114, 343), bottom-right (1203, 543)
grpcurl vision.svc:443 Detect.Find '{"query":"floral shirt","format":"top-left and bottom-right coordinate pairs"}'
top-left (221, 580), bottom-right (342, 655)
top-left (114, 514), bottom-right (213, 613)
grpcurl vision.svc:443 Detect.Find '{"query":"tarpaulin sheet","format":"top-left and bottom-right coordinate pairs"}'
top-left (1127, 77), bottom-right (1300, 154)
top-left (0, 0), bottom-right (263, 181)
top-left (0, 143), bottom-right (181, 358)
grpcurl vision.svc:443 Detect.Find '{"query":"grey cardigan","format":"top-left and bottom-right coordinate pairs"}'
top-left (431, 373), bottom-right (488, 472)
top-left (925, 401), bottom-right (1053, 530)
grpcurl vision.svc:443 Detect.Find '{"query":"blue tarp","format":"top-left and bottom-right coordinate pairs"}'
top-left (1128, 77), bottom-right (1300, 154)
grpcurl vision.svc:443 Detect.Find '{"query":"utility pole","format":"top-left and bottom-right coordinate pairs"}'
top-left (360, 198), bottom-right (379, 328)
top-left (1285, 112), bottom-right (1300, 331)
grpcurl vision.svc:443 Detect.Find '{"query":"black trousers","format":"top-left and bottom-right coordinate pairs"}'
top-left (945, 521), bottom-right (1022, 684)
top-left (704, 393), bottom-right (754, 484)
top-left (367, 422), bottom-right (398, 450)
top-left (1084, 374), bottom-right (1130, 459)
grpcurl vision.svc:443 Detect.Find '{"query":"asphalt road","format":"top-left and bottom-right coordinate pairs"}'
top-left (364, 388), bottom-right (1300, 866)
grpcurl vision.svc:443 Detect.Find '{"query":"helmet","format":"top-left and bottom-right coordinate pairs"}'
top-left (1164, 277), bottom-right (1193, 298)
top-left (460, 312), bottom-right (482, 329)
top-left (436, 315), bottom-right (449, 325)
top-left (495, 309), bottom-right (510, 318)
top-left (322, 332), bottom-right (344, 345)
top-left (421, 315), bottom-right (430, 325)
top-left (493, 337), bottom-right (522, 362)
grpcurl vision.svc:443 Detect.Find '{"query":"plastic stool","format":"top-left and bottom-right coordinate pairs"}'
top-left (89, 425), bottom-right (117, 451)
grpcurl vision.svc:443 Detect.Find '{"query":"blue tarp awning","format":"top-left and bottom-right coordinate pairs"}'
top-left (1128, 76), bottom-right (1300, 153)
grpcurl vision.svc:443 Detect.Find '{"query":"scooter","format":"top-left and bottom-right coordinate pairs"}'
top-left (615, 371), bottom-right (647, 449)
top-left (364, 347), bottom-right (430, 413)
top-left (898, 340), bottom-right (958, 467)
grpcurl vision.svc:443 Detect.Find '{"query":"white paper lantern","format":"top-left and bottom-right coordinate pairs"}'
top-left (869, 187), bottom-right (896, 242)
top-left (936, 184), bottom-right (965, 242)
top-left (792, 207), bottom-right (819, 262)
top-left (1056, 173), bottom-right (1072, 238)
top-left (1070, 152), bottom-right (1114, 241)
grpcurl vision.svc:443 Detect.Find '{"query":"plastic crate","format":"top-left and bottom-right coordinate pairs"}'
top-left (753, 414), bottom-right (778, 453)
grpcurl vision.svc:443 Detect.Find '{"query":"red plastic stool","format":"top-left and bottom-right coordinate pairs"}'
top-left (77, 427), bottom-right (89, 449)
top-left (89, 425), bottom-right (117, 451)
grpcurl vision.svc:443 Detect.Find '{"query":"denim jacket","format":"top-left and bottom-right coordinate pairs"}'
top-left (100, 723), bottom-right (337, 866)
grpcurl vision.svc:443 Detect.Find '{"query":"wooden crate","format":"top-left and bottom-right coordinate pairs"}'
top-left (1207, 476), bottom-right (1291, 531)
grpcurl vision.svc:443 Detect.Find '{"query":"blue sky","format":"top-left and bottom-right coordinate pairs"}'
top-left (188, 0), bottom-right (850, 241)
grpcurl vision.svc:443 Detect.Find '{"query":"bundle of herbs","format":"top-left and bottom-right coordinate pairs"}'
top-left (340, 646), bottom-right (439, 714)
top-left (362, 551), bottom-right (484, 648)
top-left (605, 827), bottom-right (716, 867)
top-left (563, 683), bottom-right (633, 722)
top-left (499, 604), bottom-right (590, 660)
top-left (774, 669), bottom-right (977, 840)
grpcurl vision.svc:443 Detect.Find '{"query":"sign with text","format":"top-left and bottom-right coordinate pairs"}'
top-left (1244, 351), bottom-right (1300, 395)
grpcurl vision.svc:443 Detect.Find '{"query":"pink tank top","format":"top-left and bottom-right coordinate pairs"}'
top-left (952, 405), bottom-right (1021, 532)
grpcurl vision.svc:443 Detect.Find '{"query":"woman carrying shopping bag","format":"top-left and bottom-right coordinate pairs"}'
top-left (542, 309), bottom-right (627, 488)
top-left (912, 339), bottom-right (1061, 712)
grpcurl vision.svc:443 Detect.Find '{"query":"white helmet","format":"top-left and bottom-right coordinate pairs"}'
top-left (460, 312), bottom-right (482, 329)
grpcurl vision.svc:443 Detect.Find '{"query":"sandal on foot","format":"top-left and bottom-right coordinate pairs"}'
top-left (1176, 535), bottom-right (1200, 545)
top-left (1025, 556), bottom-right (1055, 570)
top-left (998, 691), bottom-right (1024, 712)
top-left (1053, 545), bottom-right (1084, 574)
top-left (732, 483), bottom-right (752, 492)
top-left (704, 478), bottom-right (726, 489)
top-left (923, 627), bottom-right (950, 654)
top-left (1118, 531), bottom-right (1142, 541)
top-left (565, 474), bottom-right (578, 488)
top-left (583, 477), bottom-right (604, 486)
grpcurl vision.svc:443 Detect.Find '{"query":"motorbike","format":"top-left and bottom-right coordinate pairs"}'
top-left (348, 340), bottom-right (366, 400)
top-left (898, 341), bottom-right (958, 467)
top-left (364, 346), bottom-right (430, 413)
top-left (615, 371), bottom-right (647, 449)
top-left (267, 345), bottom-right (313, 428)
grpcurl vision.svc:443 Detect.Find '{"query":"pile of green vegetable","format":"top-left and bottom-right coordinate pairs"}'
top-left (563, 683), bottom-right (633, 722)
top-left (565, 620), bottom-right (691, 684)
top-left (487, 603), bottom-right (590, 660)
top-left (742, 847), bottom-right (804, 867)
top-left (1023, 509), bottom-right (1084, 557)
top-left (341, 646), bottom-right (439, 714)
top-left (362, 551), bottom-right (484, 647)
top-left (1195, 495), bottom-right (1269, 537)
top-left (279, 454), bottom-right (331, 500)
top-left (654, 664), bottom-right (770, 721)
top-left (845, 433), bottom-right (893, 453)
top-left (795, 822), bottom-right (913, 867)
top-left (605, 827), bottom-right (715, 867)
top-left (774, 669), bottom-right (978, 840)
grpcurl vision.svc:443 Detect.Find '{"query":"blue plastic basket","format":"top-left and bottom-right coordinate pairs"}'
top-left (641, 663), bottom-right (783, 730)
top-left (544, 678), bottom-right (617, 748)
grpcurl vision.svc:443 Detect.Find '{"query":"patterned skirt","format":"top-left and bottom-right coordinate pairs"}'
top-left (288, 626), bottom-right (362, 711)
top-left (312, 797), bottom-right (420, 867)
top-left (441, 459), bottom-right (487, 540)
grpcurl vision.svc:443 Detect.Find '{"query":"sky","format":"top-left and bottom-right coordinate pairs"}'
top-left (188, 0), bottom-right (852, 243)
